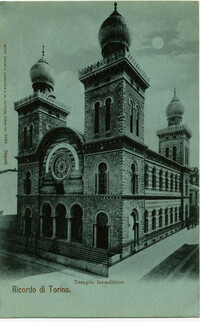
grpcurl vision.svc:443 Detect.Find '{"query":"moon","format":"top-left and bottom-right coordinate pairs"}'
top-left (152, 37), bottom-right (164, 49)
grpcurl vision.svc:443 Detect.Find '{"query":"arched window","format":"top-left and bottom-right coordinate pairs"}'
top-left (178, 176), bottom-right (181, 192)
top-left (166, 147), bottom-right (169, 158)
top-left (152, 209), bottom-right (156, 230)
top-left (94, 101), bottom-right (100, 134)
top-left (136, 105), bottom-right (139, 137)
top-left (24, 208), bottom-right (32, 236)
top-left (170, 173), bottom-right (173, 191)
top-left (165, 208), bottom-right (168, 226)
top-left (173, 146), bottom-right (176, 161)
top-left (129, 100), bottom-right (134, 133)
top-left (179, 206), bottom-right (182, 221)
top-left (56, 204), bottom-right (67, 239)
top-left (24, 126), bottom-right (27, 149)
top-left (98, 162), bottom-right (108, 194)
top-left (165, 172), bottom-right (168, 191)
top-left (131, 163), bottom-right (138, 194)
top-left (105, 98), bottom-right (111, 131)
top-left (175, 175), bottom-right (178, 191)
top-left (159, 169), bottom-right (163, 190)
top-left (185, 204), bottom-right (189, 219)
top-left (30, 124), bottom-right (33, 148)
top-left (170, 207), bottom-right (173, 224)
top-left (144, 210), bottom-right (148, 233)
top-left (185, 179), bottom-right (188, 196)
top-left (152, 167), bottom-right (156, 189)
top-left (175, 207), bottom-right (178, 222)
top-left (24, 171), bottom-right (31, 195)
top-left (42, 203), bottom-right (52, 237)
top-left (159, 209), bottom-right (163, 228)
top-left (144, 164), bottom-right (149, 188)
top-left (185, 147), bottom-right (189, 165)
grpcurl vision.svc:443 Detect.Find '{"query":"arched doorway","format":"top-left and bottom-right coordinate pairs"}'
top-left (24, 208), bottom-right (32, 236)
top-left (129, 210), bottom-right (139, 248)
top-left (42, 203), bottom-right (52, 237)
top-left (56, 204), bottom-right (67, 238)
top-left (96, 212), bottom-right (109, 249)
top-left (71, 204), bottom-right (83, 243)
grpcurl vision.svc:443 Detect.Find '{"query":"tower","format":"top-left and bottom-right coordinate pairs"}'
top-left (157, 89), bottom-right (192, 166)
top-left (14, 48), bottom-right (70, 235)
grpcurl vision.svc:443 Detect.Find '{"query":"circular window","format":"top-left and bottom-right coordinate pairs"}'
top-left (51, 152), bottom-right (71, 180)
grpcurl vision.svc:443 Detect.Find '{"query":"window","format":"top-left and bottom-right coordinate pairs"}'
top-left (179, 206), bottom-right (182, 221)
top-left (30, 124), bottom-right (33, 148)
top-left (165, 172), bottom-right (168, 191)
top-left (175, 175), bottom-right (178, 191)
top-left (94, 101), bottom-right (100, 134)
top-left (42, 203), bottom-right (53, 237)
top-left (185, 147), bottom-right (189, 165)
top-left (185, 179), bottom-right (188, 196)
top-left (165, 208), bottom-right (168, 226)
top-left (98, 162), bottom-right (108, 194)
top-left (185, 204), bottom-right (189, 219)
top-left (170, 173), bottom-right (173, 191)
top-left (144, 210), bottom-right (148, 233)
top-left (136, 105), bottom-right (139, 137)
top-left (166, 147), bottom-right (169, 158)
top-left (159, 170), bottom-right (163, 190)
top-left (152, 210), bottom-right (156, 230)
top-left (175, 207), bottom-right (178, 222)
top-left (131, 163), bottom-right (138, 194)
top-left (24, 127), bottom-right (27, 149)
top-left (159, 209), bottom-right (163, 228)
top-left (129, 100), bottom-right (134, 133)
top-left (144, 164), bottom-right (149, 188)
top-left (152, 167), bottom-right (156, 189)
top-left (178, 176), bottom-right (181, 192)
top-left (105, 98), bottom-right (111, 131)
top-left (173, 146), bottom-right (176, 161)
top-left (24, 171), bottom-right (31, 195)
top-left (170, 208), bottom-right (173, 224)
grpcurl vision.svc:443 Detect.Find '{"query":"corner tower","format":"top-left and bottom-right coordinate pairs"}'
top-left (157, 89), bottom-right (192, 166)
top-left (79, 3), bottom-right (150, 145)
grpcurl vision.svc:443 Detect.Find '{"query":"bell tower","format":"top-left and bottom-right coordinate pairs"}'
top-left (157, 89), bottom-right (192, 166)
top-left (79, 3), bottom-right (150, 145)
top-left (15, 47), bottom-right (70, 157)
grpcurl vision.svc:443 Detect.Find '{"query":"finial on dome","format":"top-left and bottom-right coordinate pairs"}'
top-left (174, 88), bottom-right (176, 97)
top-left (42, 44), bottom-right (45, 57)
top-left (114, 2), bottom-right (117, 11)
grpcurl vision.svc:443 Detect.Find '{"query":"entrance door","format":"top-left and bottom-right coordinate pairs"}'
top-left (71, 205), bottom-right (83, 243)
top-left (96, 213), bottom-right (108, 249)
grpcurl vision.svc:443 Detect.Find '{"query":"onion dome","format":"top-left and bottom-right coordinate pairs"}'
top-left (98, 2), bottom-right (131, 58)
top-left (166, 89), bottom-right (184, 126)
top-left (30, 46), bottom-right (54, 93)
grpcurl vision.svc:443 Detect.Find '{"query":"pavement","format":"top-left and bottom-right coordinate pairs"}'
top-left (0, 226), bottom-right (199, 318)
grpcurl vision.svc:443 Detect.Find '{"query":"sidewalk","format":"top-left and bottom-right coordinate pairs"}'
top-left (110, 226), bottom-right (199, 280)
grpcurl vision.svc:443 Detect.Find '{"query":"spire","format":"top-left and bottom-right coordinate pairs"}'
top-left (174, 87), bottom-right (176, 97)
top-left (114, 2), bottom-right (117, 11)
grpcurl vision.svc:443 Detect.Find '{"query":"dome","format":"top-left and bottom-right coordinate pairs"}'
top-left (30, 49), bottom-right (54, 92)
top-left (166, 89), bottom-right (184, 126)
top-left (98, 2), bottom-right (131, 58)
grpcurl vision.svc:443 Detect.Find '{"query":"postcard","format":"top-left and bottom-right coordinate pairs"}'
top-left (0, 1), bottom-right (199, 318)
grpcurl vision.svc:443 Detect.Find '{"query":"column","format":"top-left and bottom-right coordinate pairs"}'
top-left (22, 216), bottom-right (25, 235)
top-left (40, 216), bottom-right (43, 237)
top-left (93, 224), bottom-right (97, 248)
top-left (52, 216), bottom-right (56, 239)
top-left (108, 225), bottom-right (111, 249)
top-left (67, 218), bottom-right (71, 242)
